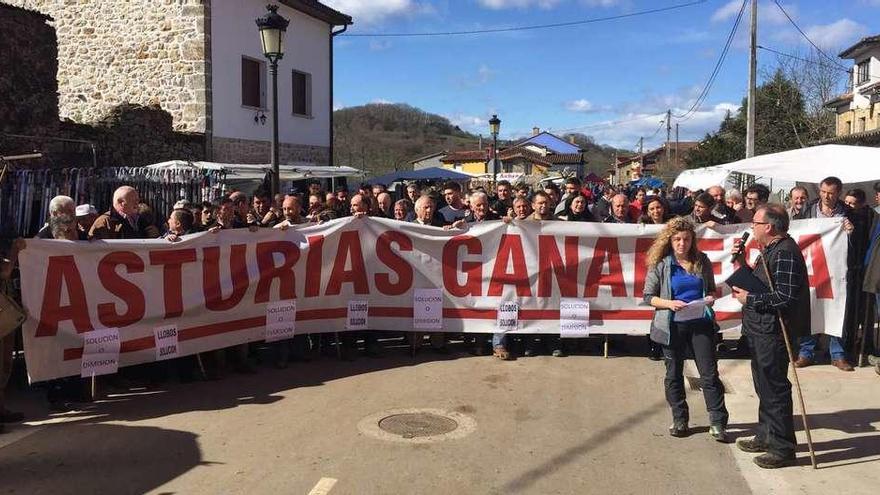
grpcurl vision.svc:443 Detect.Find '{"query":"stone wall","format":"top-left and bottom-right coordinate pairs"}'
top-left (4, 0), bottom-right (209, 133)
top-left (0, 3), bottom-right (58, 134)
top-left (0, 103), bottom-right (205, 167)
top-left (213, 137), bottom-right (329, 165)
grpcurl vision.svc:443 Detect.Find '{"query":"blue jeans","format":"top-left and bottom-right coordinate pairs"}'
top-left (799, 334), bottom-right (845, 361)
top-left (492, 333), bottom-right (506, 348)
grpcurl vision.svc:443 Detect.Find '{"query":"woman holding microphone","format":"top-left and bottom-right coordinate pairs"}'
top-left (643, 217), bottom-right (729, 442)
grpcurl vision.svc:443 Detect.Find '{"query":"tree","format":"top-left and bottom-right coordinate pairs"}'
top-left (770, 48), bottom-right (842, 143)
top-left (686, 70), bottom-right (811, 169)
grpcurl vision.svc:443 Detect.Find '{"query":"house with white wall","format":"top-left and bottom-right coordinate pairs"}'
top-left (4, 0), bottom-right (352, 165)
top-left (824, 35), bottom-right (880, 144)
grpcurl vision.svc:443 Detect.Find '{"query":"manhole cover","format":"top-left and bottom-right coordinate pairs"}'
top-left (358, 408), bottom-right (477, 444)
top-left (378, 413), bottom-right (458, 438)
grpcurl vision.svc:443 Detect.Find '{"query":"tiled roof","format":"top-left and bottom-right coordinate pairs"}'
top-left (839, 35), bottom-right (880, 58)
top-left (824, 92), bottom-right (854, 107)
top-left (281, 0), bottom-right (352, 26)
top-left (814, 127), bottom-right (880, 145)
top-left (441, 150), bottom-right (486, 162)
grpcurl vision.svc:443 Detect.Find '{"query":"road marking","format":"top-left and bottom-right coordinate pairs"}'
top-left (308, 477), bottom-right (337, 495)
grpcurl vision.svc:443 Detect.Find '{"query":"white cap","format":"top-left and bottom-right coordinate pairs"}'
top-left (75, 204), bottom-right (97, 217)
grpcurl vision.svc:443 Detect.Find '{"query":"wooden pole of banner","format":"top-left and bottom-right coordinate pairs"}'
top-left (604, 336), bottom-right (609, 359)
top-left (196, 353), bottom-right (206, 379)
top-left (334, 332), bottom-right (342, 359)
top-left (758, 255), bottom-right (818, 470)
top-left (90, 373), bottom-right (96, 401)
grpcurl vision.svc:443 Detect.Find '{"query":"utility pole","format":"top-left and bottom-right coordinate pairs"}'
top-left (665, 109), bottom-right (672, 169)
top-left (638, 137), bottom-right (644, 182)
top-left (675, 123), bottom-right (680, 169)
top-left (746, 0), bottom-right (757, 158)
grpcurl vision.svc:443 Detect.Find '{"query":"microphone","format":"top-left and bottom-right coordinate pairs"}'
top-left (733, 231), bottom-right (750, 265)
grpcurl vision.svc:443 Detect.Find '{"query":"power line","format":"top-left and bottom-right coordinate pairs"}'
top-left (673, 0), bottom-right (747, 122)
top-left (550, 113), bottom-right (663, 134)
top-left (771, 0), bottom-right (849, 71)
top-left (759, 44), bottom-right (880, 83)
top-left (341, 0), bottom-right (708, 37)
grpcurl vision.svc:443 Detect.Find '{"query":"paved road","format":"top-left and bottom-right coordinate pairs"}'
top-left (1, 343), bottom-right (877, 494)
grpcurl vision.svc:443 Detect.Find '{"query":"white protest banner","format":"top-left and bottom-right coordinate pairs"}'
top-left (153, 324), bottom-right (179, 361)
top-left (265, 300), bottom-right (296, 343)
top-left (347, 300), bottom-right (369, 330)
top-left (18, 217), bottom-right (847, 382)
top-left (496, 302), bottom-right (519, 332)
top-left (80, 327), bottom-right (120, 377)
top-left (559, 298), bottom-right (590, 338)
top-left (413, 289), bottom-right (443, 329)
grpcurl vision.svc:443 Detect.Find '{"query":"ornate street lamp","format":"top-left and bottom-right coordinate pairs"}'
top-left (488, 114), bottom-right (501, 183)
top-left (256, 4), bottom-right (289, 196)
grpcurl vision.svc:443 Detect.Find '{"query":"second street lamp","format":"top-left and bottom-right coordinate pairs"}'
top-left (256, 4), bottom-right (289, 196)
top-left (489, 114), bottom-right (501, 183)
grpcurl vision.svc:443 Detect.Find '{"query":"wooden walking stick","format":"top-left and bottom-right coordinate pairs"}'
top-left (758, 254), bottom-right (818, 470)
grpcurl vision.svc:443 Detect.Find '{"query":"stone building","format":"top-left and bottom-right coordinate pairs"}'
top-left (3, 0), bottom-right (352, 165)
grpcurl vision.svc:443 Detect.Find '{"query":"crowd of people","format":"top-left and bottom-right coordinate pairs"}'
top-left (0, 174), bottom-right (878, 454)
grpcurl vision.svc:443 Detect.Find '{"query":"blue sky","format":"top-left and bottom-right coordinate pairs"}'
top-left (326, 0), bottom-right (879, 152)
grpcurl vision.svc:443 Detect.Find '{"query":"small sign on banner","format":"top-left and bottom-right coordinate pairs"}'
top-left (413, 288), bottom-right (443, 329)
top-left (496, 302), bottom-right (519, 332)
top-left (347, 300), bottom-right (369, 330)
top-left (153, 324), bottom-right (179, 361)
top-left (265, 300), bottom-right (297, 343)
top-left (559, 298), bottom-right (590, 338)
top-left (80, 327), bottom-right (121, 378)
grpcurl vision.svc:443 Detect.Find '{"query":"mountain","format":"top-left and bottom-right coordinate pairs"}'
top-left (332, 103), bottom-right (623, 177)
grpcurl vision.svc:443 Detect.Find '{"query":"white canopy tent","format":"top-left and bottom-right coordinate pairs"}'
top-left (145, 160), bottom-right (365, 193)
top-left (146, 161), bottom-right (364, 181)
top-left (673, 145), bottom-right (880, 190)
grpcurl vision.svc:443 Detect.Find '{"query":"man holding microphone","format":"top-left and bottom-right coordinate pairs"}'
top-left (730, 203), bottom-right (811, 469)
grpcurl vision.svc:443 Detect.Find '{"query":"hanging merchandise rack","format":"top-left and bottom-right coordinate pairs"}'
top-left (0, 166), bottom-right (227, 238)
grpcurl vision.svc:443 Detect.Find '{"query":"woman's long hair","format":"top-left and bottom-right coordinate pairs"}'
top-left (638, 195), bottom-right (672, 224)
top-left (645, 216), bottom-right (702, 273)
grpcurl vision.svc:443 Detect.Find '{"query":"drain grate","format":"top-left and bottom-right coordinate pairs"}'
top-left (378, 413), bottom-right (458, 439)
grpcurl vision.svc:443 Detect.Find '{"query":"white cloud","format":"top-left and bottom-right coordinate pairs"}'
top-left (477, 0), bottom-right (562, 9)
top-left (804, 19), bottom-right (868, 50)
top-left (565, 99), bottom-right (596, 113)
top-left (445, 113), bottom-right (488, 134)
top-left (566, 92), bottom-right (739, 150)
top-left (371, 98), bottom-right (394, 105)
top-left (710, 0), bottom-right (742, 23)
top-left (477, 64), bottom-right (495, 84)
top-left (333, 101), bottom-right (345, 111)
top-left (579, 0), bottom-right (622, 6)
top-left (369, 39), bottom-right (393, 51)
top-left (323, 0), bottom-right (433, 25)
top-left (711, 0), bottom-right (795, 25)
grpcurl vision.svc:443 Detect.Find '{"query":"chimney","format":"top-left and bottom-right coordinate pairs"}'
top-left (568, 135), bottom-right (576, 145)
top-left (532, 127), bottom-right (540, 136)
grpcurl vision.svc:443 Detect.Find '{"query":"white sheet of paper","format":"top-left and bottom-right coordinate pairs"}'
top-left (413, 289), bottom-right (443, 329)
top-left (347, 300), bottom-right (369, 330)
top-left (559, 298), bottom-right (590, 338)
top-left (496, 302), bottom-right (519, 332)
top-left (265, 300), bottom-right (297, 343)
top-left (81, 327), bottom-right (121, 377)
top-left (673, 299), bottom-right (707, 322)
top-left (153, 324), bottom-right (179, 361)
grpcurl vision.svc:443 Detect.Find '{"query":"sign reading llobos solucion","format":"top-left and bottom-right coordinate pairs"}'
top-left (153, 324), bottom-right (179, 361)
top-left (347, 300), bottom-right (369, 330)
